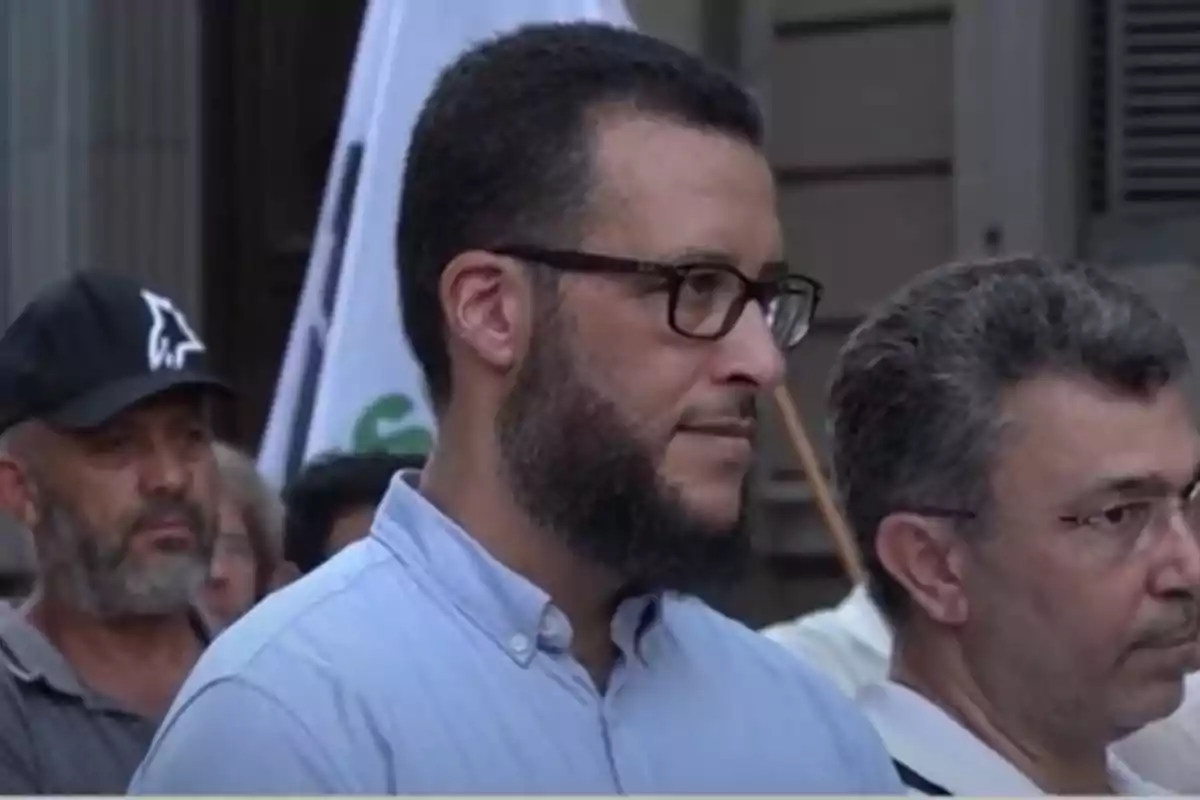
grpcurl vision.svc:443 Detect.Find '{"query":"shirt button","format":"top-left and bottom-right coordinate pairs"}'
top-left (509, 633), bottom-right (531, 655)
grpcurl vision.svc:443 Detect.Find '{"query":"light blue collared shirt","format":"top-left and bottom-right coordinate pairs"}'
top-left (130, 475), bottom-right (903, 795)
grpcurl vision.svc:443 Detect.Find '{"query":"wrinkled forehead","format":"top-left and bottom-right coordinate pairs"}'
top-left (583, 113), bottom-right (782, 277)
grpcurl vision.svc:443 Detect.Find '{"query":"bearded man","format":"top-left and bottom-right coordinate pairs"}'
top-left (129, 20), bottom-right (901, 797)
top-left (0, 272), bottom-right (225, 793)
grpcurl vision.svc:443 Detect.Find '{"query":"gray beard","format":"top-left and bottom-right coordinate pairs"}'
top-left (37, 498), bottom-right (209, 620)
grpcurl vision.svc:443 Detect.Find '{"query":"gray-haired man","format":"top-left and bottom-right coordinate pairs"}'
top-left (0, 272), bottom-right (227, 793)
top-left (793, 257), bottom-right (1198, 794)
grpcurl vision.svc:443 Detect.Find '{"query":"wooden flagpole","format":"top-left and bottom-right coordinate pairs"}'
top-left (770, 385), bottom-right (866, 585)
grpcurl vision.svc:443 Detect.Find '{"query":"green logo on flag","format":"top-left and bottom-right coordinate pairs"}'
top-left (351, 393), bottom-right (434, 456)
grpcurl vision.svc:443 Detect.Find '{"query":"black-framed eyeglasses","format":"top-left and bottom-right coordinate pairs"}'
top-left (491, 245), bottom-right (823, 350)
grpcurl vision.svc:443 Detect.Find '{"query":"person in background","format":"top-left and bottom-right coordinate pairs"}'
top-left (762, 580), bottom-right (888, 699)
top-left (0, 272), bottom-right (225, 793)
top-left (799, 256), bottom-right (1197, 795)
top-left (199, 442), bottom-right (284, 632)
top-left (278, 451), bottom-right (422, 580)
top-left (129, 21), bottom-right (902, 795)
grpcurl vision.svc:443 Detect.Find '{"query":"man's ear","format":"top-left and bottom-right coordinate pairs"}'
top-left (875, 511), bottom-right (969, 626)
top-left (439, 249), bottom-right (533, 376)
top-left (0, 455), bottom-right (38, 531)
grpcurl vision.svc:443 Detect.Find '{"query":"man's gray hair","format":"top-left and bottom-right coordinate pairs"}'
top-left (829, 256), bottom-right (1191, 621)
top-left (214, 441), bottom-right (284, 599)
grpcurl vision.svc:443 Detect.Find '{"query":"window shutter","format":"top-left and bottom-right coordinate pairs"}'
top-left (1095, 0), bottom-right (1200, 213)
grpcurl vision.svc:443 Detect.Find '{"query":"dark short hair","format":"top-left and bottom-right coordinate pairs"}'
top-left (397, 21), bottom-right (764, 410)
top-left (829, 257), bottom-right (1190, 622)
top-left (282, 451), bottom-right (424, 574)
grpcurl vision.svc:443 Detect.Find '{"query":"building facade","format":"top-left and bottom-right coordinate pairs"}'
top-left (1, 0), bottom-right (1197, 623)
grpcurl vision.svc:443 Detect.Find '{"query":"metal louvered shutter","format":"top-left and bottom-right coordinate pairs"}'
top-left (1100, 0), bottom-right (1200, 213)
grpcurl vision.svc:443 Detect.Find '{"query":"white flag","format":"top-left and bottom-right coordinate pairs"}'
top-left (255, 0), bottom-right (399, 485)
top-left (257, 0), bottom-right (634, 487)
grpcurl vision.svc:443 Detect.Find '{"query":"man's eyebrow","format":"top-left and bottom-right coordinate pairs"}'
top-left (663, 247), bottom-right (739, 265)
top-left (1071, 466), bottom-right (1200, 507)
top-left (1075, 473), bottom-right (1176, 502)
top-left (662, 249), bottom-right (790, 277)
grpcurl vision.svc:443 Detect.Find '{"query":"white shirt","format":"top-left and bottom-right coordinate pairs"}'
top-left (863, 681), bottom-right (1165, 796)
top-left (764, 589), bottom-right (1169, 795)
top-left (761, 584), bottom-right (890, 698)
top-left (1112, 671), bottom-right (1200, 793)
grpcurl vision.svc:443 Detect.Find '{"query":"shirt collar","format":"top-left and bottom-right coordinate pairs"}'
top-left (861, 680), bottom-right (1166, 795)
top-left (837, 583), bottom-right (893, 658)
top-left (0, 601), bottom-right (210, 714)
top-left (372, 471), bottom-right (660, 666)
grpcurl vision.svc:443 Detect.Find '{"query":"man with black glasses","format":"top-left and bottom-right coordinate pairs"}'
top-left (130, 21), bottom-right (901, 795)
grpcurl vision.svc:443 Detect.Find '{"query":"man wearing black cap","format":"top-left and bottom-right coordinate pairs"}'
top-left (0, 271), bottom-right (227, 794)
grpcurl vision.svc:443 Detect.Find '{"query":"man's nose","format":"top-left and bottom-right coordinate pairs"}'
top-left (138, 442), bottom-right (190, 494)
top-left (1152, 509), bottom-right (1200, 594)
top-left (715, 301), bottom-right (786, 390)
top-left (208, 554), bottom-right (231, 583)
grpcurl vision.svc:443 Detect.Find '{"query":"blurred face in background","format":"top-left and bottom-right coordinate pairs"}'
top-left (200, 493), bottom-right (258, 631)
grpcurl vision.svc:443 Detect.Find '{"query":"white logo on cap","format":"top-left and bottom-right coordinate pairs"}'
top-left (141, 290), bottom-right (205, 371)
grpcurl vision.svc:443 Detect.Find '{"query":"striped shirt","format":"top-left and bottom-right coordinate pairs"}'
top-left (130, 474), bottom-right (904, 795)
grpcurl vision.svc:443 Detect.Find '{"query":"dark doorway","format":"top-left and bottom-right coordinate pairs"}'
top-left (199, 0), bottom-right (367, 449)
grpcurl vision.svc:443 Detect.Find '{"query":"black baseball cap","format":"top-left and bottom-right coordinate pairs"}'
top-left (0, 271), bottom-right (231, 433)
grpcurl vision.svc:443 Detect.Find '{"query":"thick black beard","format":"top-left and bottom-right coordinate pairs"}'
top-left (496, 307), bottom-right (750, 597)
